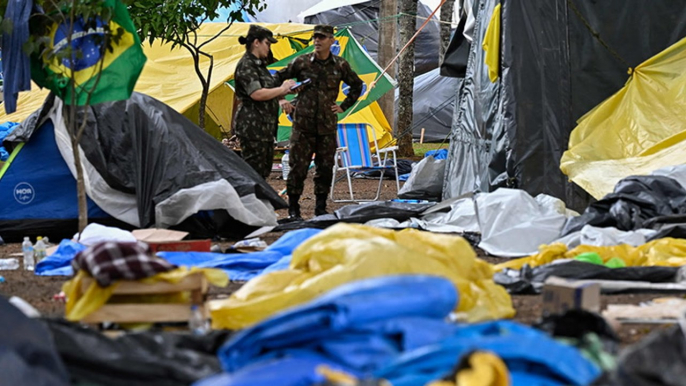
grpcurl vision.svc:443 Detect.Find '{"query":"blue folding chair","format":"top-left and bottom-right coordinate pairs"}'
top-left (331, 123), bottom-right (400, 202)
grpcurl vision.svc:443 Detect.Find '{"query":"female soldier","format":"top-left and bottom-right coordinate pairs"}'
top-left (234, 25), bottom-right (295, 178)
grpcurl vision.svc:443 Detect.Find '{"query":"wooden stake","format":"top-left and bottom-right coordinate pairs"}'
top-left (420, 128), bottom-right (426, 144)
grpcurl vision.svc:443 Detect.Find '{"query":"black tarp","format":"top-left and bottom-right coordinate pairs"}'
top-left (562, 175), bottom-right (686, 236)
top-left (5, 93), bottom-right (286, 241)
top-left (443, 0), bottom-right (686, 211)
top-left (303, 0), bottom-right (441, 76)
top-left (0, 297), bottom-right (70, 386)
top-left (495, 261), bottom-right (680, 295)
top-left (592, 325), bottom-right (686, 386)
top-left (274, 201), bottom-right (435, 231)
top-left (45, 319), bottom-right (231, 386)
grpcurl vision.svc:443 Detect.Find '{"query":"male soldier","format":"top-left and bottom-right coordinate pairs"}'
top-left (276, 25), bottom-right (363, 220)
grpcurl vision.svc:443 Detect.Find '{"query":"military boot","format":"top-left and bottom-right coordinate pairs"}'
top-left (288, 194), bottom-right (303, 221)
top-left (314, 194), bottom-right (329, 216)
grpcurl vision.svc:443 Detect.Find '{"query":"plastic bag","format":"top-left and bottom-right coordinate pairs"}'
top-left (398, 156), bottom-right (446, 200)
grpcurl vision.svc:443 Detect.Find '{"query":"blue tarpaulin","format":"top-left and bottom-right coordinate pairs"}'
top-left (0, 122), bottom-right (20, 161)
top-left (159, 228), bottom-right (321, 281)
top-left (213, 276), bottom-right (458, 381)
top-left (35, 240), bottom-right (86, 276)
top-left (33, 229), bottom-right (321, 279)
top-left (200, 276), bottom-right (599, 386)
top-left (376, 321), bottom-right (601, 386)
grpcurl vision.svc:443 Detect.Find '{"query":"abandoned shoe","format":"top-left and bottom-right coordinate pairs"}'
top-left (314, 194), bottom-right (329, 216)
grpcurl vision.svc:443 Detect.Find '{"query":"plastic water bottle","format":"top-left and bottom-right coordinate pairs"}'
top-left (22, 237), bottom-right (34, 271)
top-left (33, 236), bottom-right (46, 264)
top-left (34, 236), bottom-right (47, 263)
top-left (282, 151), bottom-right (290, 180)
top-left (189, 305), bottom-right (209, 335)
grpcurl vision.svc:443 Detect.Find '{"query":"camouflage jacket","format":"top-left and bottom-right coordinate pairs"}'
top-left (234, 52), bottom-right (279, 141)
top-left (275, 52), bottom-right (363, 134)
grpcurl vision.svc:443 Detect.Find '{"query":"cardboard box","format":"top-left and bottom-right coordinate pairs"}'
top-left (132, 228), bottom-right (211, 253)
top-left (542, 276), bottom-right (601, 316)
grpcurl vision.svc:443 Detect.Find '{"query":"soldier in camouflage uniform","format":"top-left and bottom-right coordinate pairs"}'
top-left (234, 25), bottom-right (296, 178)
top-left (276, 25), bottom-right (363, 220)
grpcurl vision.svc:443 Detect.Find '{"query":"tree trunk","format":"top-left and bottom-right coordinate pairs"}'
top-left (65, 105), bottom-right (88, 235)
top-left (396, 0), bottom-right (418, 157)
top-left (439, 0), bottom-right (456, 65)
top-left (378, 0), bottom-right (398, 130)
top-left (72, 137), bottom-right (88, 233)
top-left (199, 83), bottom-right (208, 129)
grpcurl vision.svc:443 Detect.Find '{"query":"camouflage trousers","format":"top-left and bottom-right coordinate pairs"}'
top-left (287, 128), bottom-right (337, 197)
top-left (238, 137), bottom-right (274, 179)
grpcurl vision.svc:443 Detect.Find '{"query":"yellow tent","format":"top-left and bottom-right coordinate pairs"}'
top-left (560, 37), bottom-right (686, 199)
top-left (0, 22), bottom-right (393, 147)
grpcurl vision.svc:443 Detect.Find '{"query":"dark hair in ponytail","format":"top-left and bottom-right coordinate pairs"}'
top-left (239, 35), bottom-right (259, 51)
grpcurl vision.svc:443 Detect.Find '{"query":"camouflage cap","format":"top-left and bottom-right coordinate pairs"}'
top-left (313, 25), bottom-right (335, 38)
top-left (247, 24), bottom-right (278, 43)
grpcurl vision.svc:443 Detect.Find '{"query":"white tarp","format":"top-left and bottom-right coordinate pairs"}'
top-left (367, 188), bottom-right (578, 257)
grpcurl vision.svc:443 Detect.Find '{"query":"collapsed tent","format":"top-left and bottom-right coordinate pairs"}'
top-left (0, 93), bottom-right (286, 242)
top-left (300, 0), bottom-right (442, 75)
top-left (442, 0), bottom-right (686, 210)
top-left (0, 23), bottom-right (394, 149)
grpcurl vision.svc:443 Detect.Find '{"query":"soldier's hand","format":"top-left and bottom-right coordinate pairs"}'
top-left (331, 104), bottom-right (344, 114)
top-left (280, 99), bottom-right (295, 114)
top-left (281, 80), bottom-right (297, 94)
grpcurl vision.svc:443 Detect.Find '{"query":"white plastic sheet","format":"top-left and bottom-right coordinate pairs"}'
top-left (554, 225), bottom-right (658, 249)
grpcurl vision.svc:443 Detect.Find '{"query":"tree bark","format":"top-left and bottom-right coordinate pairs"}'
top-left (439, 0), bottom-right (456, 65)
top-left (396, 0), bottom-right (418, 157)
top-left (377, 0), bottom-right (398, 130)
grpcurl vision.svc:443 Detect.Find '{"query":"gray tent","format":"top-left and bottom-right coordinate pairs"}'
top-left (395, 68), bottom-right (458, 142)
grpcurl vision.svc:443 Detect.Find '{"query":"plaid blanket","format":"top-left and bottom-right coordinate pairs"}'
top-left (72, 241), bottom-right (176, 287)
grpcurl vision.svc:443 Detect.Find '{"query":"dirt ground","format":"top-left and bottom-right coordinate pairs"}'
top-left (0, 170), bottom-right (673, 347)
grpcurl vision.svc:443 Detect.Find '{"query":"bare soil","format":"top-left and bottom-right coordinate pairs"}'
top-left (0, 170), bottom-right (673, 347)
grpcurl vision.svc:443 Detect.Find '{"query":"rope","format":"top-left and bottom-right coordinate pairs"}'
top-left (567, 0), bottom-right (632, 71)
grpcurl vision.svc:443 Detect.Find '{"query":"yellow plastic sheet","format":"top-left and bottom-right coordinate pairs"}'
top-left (482, 4), bottom-right (501, 83)
top-left (561, 37), bottom-right (686, 199)
top-left (63, 267), bottom-right (228, 321)
top-left (494, 238), bottom-right (686, 272)
top-left (209, 223), bottom-right (515, 330)
top-left (428, 351), bottom-right (510, 386)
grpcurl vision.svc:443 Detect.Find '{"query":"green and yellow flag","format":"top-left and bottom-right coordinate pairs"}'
top-left (31, 0), bottom-right (146, 106)
top-left (230, 28), bottom-right (396, 142)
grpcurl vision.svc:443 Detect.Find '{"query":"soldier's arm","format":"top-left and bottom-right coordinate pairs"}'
top-left (274, 56), bottom-right (302, 83)
top-left (237, 62), bottom-right (294, 102)
top-left (339, 59), bottom-right (363, 112)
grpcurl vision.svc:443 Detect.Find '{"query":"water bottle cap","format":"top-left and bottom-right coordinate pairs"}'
top-left (191, 304), bottom-right (198, 310)
top-left (37, 236), bottom-right (42, 241)
top-left (23, 237), bottom-right (29, 241)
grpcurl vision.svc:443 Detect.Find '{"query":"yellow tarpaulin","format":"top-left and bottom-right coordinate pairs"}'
top-left (494, 238), bottom-right (686, 272)
top-left (209, 223), bottom-right (515, 330)
top-left (560, 37), bottom-right (686, 199)
top-left (63, 267), bottom-right (228, 321)
top-left (482, 3), bottom-right (501, 83)
top-left (0, 23), bottom-right (394, 148)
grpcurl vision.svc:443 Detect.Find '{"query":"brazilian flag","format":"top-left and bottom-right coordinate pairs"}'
top-left (31, 0), bottom-right (146, 106)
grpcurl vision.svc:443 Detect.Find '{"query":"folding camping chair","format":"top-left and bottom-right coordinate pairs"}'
top-left (330, 123), bottom-right (400, 202)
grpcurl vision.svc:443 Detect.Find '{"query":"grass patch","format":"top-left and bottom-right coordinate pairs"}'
top-left (413, 142), bottom-right (448, 157)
